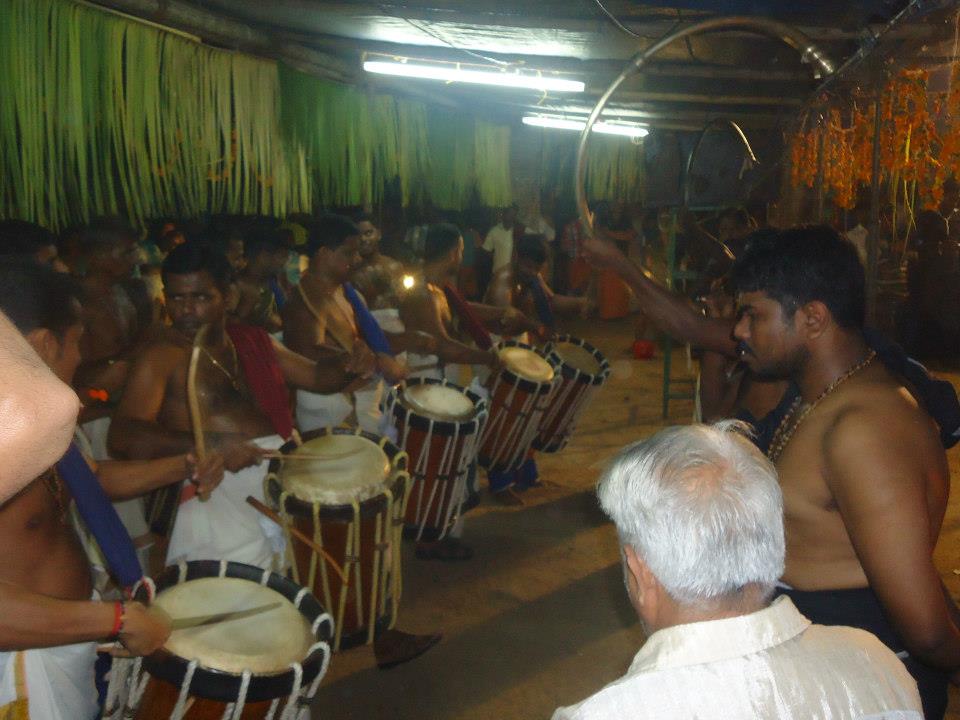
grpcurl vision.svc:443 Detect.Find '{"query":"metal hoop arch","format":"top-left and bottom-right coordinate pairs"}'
top-left (682, 118), bottom-right (758, 209)
top-left (574, 16), bottom-right (835, 234)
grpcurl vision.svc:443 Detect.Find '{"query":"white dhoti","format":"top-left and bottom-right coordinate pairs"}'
top-left (166, 435), bottom-right (285, 570)
top-left (296, 389), bottom-right (353, 433)
top-left (0, 639), bottom-right (98, 720)
top-left (295, 384), bottom-right (385, 436)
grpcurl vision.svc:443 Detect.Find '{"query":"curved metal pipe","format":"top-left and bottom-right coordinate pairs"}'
top-left (682, 118), bottom-right (758, 208)
top-left (575, 16), bottom-right (834, 235)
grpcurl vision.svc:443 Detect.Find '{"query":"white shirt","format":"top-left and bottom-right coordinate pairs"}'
top-left (552, 596), bottom-right (921, 720)
top-left (483, 224), bottom-right (514, 272)
top-left (525, 216), bottom-right (556, 243)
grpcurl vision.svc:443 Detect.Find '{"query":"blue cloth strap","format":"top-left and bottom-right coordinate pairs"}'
top-left (343, 282), bottom-right (393, 356)
top-left (526, 276), bottom-right (556, 330)
top-left (57, 443), bottom-right (143, 589)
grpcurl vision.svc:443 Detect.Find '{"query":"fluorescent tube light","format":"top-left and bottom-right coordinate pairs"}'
top-left (522, 115), bottom-right (648, 138)
top-left (363, 60), bottom-right (585, 93)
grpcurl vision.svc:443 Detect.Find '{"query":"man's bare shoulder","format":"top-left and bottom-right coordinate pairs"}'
top-left (822, 366), bottom-right (943, 468)
top-left (135, 329), bottom-right (189, 367)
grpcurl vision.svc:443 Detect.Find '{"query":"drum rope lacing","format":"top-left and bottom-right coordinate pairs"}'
top-left (536, 338), bottom-right (610, 452)
top-left (479, 341), bottom-right (560, 471)
top-left (171, 659), bottom-right (199, 719)
top-left (268, 428), bottom-right (410, 651)
top-left (104, 567), bottom-right (332, 720)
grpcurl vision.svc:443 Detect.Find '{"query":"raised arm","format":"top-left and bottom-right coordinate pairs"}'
top-left (824, 407), bottom-right (960, 671)
top-left (271, 336), bottom-right (371, 394)
top-left (466, 300), bottom-right (541, 337)
top-left (95, 452), bottom-right (224, 502)
top-left (400, 292), bottom-right (496, 367)
top-left (582, 234), bottom-right (736, 355)
top-left (0, 311), bottom-right (79, 501)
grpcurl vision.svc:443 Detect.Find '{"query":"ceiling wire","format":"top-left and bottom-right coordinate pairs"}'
top-left (590, 0), bottom-right (643, 39)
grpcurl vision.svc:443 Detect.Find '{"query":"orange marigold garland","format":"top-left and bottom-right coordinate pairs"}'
top-left (787, 65), bottom-right (960, 220)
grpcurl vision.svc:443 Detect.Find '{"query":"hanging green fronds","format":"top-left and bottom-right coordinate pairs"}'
top-left (0, 0), bottom-right (514, 230)
top-left (277, 64), bottom-right (512, 210)
top-left (532, 128), bottom-right (645, 203)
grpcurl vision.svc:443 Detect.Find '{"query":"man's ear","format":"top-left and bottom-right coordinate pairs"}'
top-left (25, 328), bottom-right (60, 367)
top-left (796, 300), bottom-right (830, 339)
top-left (623, 545), bottom-right (649, 602)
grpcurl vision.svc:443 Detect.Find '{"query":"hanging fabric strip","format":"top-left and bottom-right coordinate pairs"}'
top-left (442, 284), bottom-right (493, 350)
top-left (56, 443), bottom-right (143, 589)
top-left (342, 283), bottom-right (394, 356)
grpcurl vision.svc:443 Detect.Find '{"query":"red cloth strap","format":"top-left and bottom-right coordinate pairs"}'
top-left (226, 324), bottom-right (295, 440)
top-left (442, 283), bottom-right (493, 350)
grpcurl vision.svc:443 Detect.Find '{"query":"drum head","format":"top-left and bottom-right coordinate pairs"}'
top-left (402, 383), bottom-right (477, 422)
top-left (498, 346), bottom-right (554, 383)
top-left (281, 433), bottom-right (391, 505)
top-left (154, 577), bottom-right (313, 675)
top-left (554, 341), bottom-right (602, 376)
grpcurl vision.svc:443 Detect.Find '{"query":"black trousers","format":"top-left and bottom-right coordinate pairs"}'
top-left (774, 585), bottom-right (948, 719)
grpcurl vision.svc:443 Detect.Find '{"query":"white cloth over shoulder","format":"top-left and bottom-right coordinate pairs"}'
top-left (552, 596), bottom-right (922, 720)
top-left (0, 639), bottom-right (98, 720)
top-left (167, 435), bottom-right (285, 570)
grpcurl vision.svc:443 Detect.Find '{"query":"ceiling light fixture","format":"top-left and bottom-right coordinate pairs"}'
top-left (522, 115), bottom-right (648, 138)
top-left (363, 60), bottom-right (585, 93)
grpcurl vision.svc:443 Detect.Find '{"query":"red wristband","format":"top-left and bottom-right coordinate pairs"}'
top-left (110, 601), bottom-right (124, 639)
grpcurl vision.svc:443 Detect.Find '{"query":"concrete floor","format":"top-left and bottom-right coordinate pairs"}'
top-left (313, 317), bottom-right (960, 719)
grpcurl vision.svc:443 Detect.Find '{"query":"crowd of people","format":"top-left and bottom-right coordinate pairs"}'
top-left (0, 199), bottom-right (957, 719)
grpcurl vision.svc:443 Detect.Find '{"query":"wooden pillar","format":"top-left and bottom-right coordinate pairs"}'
top-left (815, 116), bottom-right (826, 222)
top-left (866, 86), bottom-right (884, 324)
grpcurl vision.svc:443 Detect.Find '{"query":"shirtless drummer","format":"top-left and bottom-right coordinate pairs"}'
top-left (586, 224), bottom-right (960, 717)
top-left (0, 262), bottom-right (168, 720)
top-left (108, 241), bottom-right (373, 569)
top-left (349, 212), bottom-right (405, 312)
top-left (110, 241), bottom-right (437, 668)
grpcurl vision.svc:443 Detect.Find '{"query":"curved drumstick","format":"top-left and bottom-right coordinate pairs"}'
top-left (245, 496), bottom-right (347, 584)
top-left (186, 324), bottom-right (211, 502)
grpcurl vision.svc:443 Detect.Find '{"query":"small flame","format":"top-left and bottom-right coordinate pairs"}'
top-left (402, 274), bottom-right (416, 290)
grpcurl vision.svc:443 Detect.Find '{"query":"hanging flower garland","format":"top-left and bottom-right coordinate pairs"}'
top-left (786, 64), bottom-right (960, 219)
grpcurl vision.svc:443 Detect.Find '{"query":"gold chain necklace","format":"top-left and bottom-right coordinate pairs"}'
top-left (200, 340), bottom-right (247, 396)
top-left (766, 350), bottom-right (877, 462)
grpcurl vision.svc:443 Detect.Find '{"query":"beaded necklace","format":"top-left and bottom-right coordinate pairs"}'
top-left (766, 350), bottom-right (877, 462)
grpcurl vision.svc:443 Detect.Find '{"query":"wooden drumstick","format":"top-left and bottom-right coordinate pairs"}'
top-left (186, 324), bottom-right (211, 502)
top-left (259, 449), bottom-right (363, 461)
top-left (245, 496), bottom-right (347, 583)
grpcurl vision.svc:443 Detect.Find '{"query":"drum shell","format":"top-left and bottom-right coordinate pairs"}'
top-left (388, 379), bottom-right (486, 541)
top-left (133, 682), bottom-right (285, 719)
top-left (534, 336), bottom-right (610, 452)
top-left (134, 560), bottom-right (330, 712)
top-left (478, 341), bottom-right (557, 473)
top-left (266, 428), bottom-right (409, 651)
